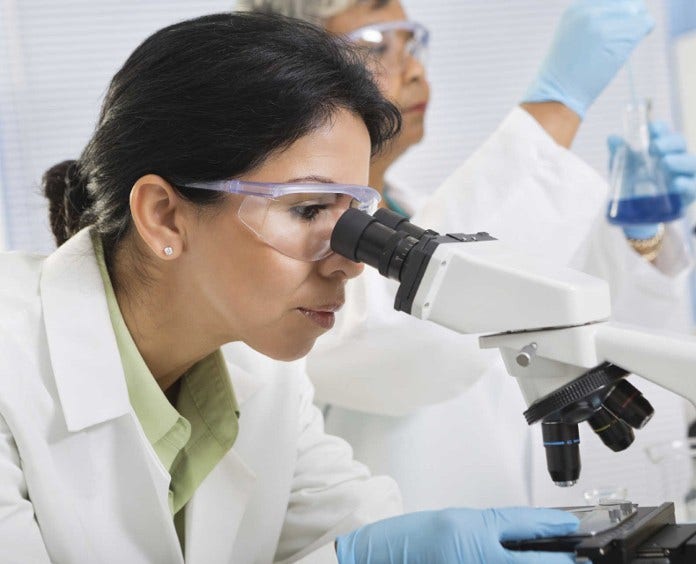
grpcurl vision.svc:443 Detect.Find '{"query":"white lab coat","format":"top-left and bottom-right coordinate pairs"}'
top-left (305, 107), bottom-right (694, 511)
top-left (0, 228), bottom-right (402, 564)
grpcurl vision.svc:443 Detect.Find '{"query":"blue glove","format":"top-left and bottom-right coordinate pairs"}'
top-left (336, 507), bottom-right (579, 564)
top-left (523, 0), bottom-right (654, 118)
top-left (608, 122), bottom-right (696, 239)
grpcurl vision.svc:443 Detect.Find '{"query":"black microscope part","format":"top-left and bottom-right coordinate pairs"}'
top-left (330, 208), bottom-right (423, 281)
top-left (373, 208), bottom-right (429, 238)
top-left (525, 364), bottom-right (650, 485)
top-left (504, 503), bottom-right (696, 563)
top-left (524, 362), bottom-right (628, 425)
top-left (603, 379), bottom-right (654, 429)
top-left (332, 208), bottom-right (495, 315)
top-left (542, 421), bottom-right (581, 485)
top-left (588, 406), bottom-right (635, 452)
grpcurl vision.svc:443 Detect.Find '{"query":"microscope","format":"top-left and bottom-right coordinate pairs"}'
top-left (331, 208), bottom-right (696, 563)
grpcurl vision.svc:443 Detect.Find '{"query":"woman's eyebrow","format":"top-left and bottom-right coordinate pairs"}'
top-left (285, 175), bottom-right (337, 184)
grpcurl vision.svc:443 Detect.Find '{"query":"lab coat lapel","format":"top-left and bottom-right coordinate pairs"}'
top-left (40, 229), bottom-right (182, 562)
top-left (40, 228), bottom-right (131, 430)
top-left (184, 449), bottom-right (257, 563)
top-left (184, 363), bottom-right (266, 563)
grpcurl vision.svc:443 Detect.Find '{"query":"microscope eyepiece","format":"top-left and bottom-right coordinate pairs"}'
top-left (331, 208), bottom-right (420, 281)
top-left (603, 379), bottom-right (654, 430)
top-left (542, 421), bottom-right (581, 487)
top-left (373, 208), bottom-right (430, 239)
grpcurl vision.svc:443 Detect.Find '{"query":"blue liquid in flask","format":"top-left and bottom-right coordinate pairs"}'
top-left (607, 193), bottom-right (682, 225)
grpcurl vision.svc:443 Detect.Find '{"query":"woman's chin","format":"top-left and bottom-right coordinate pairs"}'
top-left (256, 340), bottom-right (316, 363)
top-left (405, 122), bottom-right (425, 145)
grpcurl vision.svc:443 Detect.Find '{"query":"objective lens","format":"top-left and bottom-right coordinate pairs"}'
top-left (603, 379), bottom-right (654, 430)
top-left (331, 208), bottom-right (419, 280)
top-left (588, 406), bottom-right (634, 452)
top-left (542, 421), bottom-right (581, 487)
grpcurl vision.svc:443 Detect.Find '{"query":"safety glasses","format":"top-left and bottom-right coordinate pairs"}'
top-left (347, 20), bottom-right (430, 76)
top-left (179, 179), bottom-right (381, 261)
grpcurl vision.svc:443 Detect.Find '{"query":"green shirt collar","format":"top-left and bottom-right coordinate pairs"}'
top-left (92, 232), bottom-right (239, 514)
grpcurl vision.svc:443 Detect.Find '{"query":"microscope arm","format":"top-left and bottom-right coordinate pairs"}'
top-left (594, 323), bottom-right (696, 409)
top-left (479, 321), bottom-right (696, 410)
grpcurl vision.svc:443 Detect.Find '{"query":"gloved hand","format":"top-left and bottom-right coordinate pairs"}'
top-left (608, 121), bottom-right (696, 239)
top-left (523, 0), bottom-right (654, 118)
top-left (336, 507), bottom-right (579, 564)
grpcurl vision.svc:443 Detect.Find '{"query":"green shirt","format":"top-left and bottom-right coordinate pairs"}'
top-left (93, 234), bottom-right (239, 528)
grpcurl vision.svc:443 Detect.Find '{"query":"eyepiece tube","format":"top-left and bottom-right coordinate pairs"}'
top-left (331, 208), bottom-right (420, 280)
top-left (373, 208), bottom-right (429, 239)
top-left (542, 421), bottom-right (581, 487)
top-left (603, 379), bottom-right (654, 430)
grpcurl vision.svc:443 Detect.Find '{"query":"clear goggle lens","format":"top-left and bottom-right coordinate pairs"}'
top-left (347, 20), bottom-right (430, 75)
top-left (239, 192), bottom-right (371, 261)
top-left (177, 180), bottom-right (380, 262)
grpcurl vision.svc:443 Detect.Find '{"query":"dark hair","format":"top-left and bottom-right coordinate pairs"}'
top-left (43, 12), bottom-right (401, 262)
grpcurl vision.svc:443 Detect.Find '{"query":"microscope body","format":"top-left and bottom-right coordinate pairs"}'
top-left (330, 207), bottom-right (696, 487)
top-left (403, 236), bottom-right (696, 411)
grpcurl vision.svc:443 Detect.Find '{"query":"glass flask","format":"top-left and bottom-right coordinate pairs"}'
top-left (606, 100), bottom-right (681, 225)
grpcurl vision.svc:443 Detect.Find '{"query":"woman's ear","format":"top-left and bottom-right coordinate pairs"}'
top-left (129, 174), bottom-right (187, 260)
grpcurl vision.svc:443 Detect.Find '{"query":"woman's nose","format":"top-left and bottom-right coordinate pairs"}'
top-left (317, 251), bottom-right (365, 280)
top-left (403, 53), bottom-right (427, 83)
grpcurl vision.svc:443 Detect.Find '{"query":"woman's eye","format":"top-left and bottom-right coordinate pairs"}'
top-left (368, 43), bottom-right (389, 57)
top-left (290, 204), bottom-right (327, 221)
top-left (357, 42), bottom-right (388, 58)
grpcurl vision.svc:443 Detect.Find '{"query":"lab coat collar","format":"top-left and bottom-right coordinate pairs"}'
top-left (40, 228), bottom-right (132, 431)
top-left (39, 229), bottom-right (268, 562)
top-left (40, 228), bottom-right (270, 426)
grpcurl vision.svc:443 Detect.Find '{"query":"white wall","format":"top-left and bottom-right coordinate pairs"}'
top-left (0, 0), bottom-right (234, 252)
top-left (674, 32), bottom-right (696, 155)
top-left (0, 174), bottom-right (6, 251)
top-left (0, 0), bottom-right (676, 252)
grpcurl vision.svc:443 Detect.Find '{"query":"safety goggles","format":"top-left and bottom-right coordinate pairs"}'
top-left (347, 20), bottom-right (430, 76)
top-left (179, 179), bottom-right (381, 261)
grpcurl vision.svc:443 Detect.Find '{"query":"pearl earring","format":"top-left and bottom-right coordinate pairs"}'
top-left (163, 246), bottom-right (174, 256)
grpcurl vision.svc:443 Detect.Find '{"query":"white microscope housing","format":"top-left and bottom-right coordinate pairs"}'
top-left (331, 208), bottom-right (696, 486)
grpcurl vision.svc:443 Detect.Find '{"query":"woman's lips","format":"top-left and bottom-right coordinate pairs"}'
top-left (404, 102), bottom-right (428, 114)
top-left (297, 304), bottom-right (343, 330)
top-left (298, 309), bottom-right (335, 329)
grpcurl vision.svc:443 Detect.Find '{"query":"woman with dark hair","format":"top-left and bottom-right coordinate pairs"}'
top-left (0, 12), bottom-right (577, 563)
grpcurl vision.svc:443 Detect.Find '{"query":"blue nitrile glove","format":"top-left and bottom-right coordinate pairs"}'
top-left (608, 122), bottom-right (696, 239)
top-left (336, 507), bottom-right (579, 564)
top-left (523, 0), bottom-right (654, 118)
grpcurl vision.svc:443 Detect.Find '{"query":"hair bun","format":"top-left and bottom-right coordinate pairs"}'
top-left (42, 159), bottom-right (91, 246)
top-left (64, 161), bottom-right (90, 210)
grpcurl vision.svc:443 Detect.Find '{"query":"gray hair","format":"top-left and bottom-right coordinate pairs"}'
top-left (235, 0), bottom-right (360, 24)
